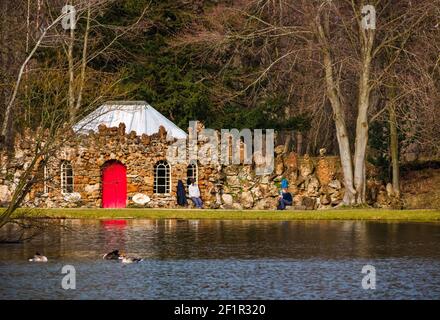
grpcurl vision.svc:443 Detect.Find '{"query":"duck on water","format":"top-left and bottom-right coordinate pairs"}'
top-left (29, 252), bottom-right (48, 262)
top-left (103, 250), bottom-right (143, 263)
top-left (102, 250), bottom-right (121, 260)
top-left (119, 255), bottom-right (143, 264)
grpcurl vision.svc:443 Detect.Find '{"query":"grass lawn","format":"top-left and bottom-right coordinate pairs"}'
top-left (4, 208), bottom-right (440, 222)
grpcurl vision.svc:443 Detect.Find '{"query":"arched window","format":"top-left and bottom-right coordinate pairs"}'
top-left (187, 161), bottom-right (198, 186)
top-left (61, 160), bottom-right (74, 194)
top-left (154, 160), bottom-right (171, 194)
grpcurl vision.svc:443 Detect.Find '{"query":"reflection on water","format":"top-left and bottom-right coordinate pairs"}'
top-left (0, 219), bottom-right (440, 299)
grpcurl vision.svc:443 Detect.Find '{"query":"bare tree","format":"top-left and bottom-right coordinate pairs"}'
top-left (0, 0), bottom-right (150, 240)
top-left (176, 0), bottom-right (437, 205)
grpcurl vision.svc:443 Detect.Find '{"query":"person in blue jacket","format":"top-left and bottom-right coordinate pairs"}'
top-left (277, 179), bottom-right (293, 210)
top-left (277, 188), bottom-right (293, 210)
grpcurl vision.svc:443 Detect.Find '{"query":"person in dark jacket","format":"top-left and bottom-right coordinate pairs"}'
top-left (177, 180), bottom-right (188, 206)
top-left (277, 188), bottom-right (293, 210)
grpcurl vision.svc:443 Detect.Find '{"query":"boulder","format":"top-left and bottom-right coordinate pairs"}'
top-left (223, 165), bottom-right (240, 176)
top-left (259, 183), bottom-right (269, 196)
top-left (0, 185), bottom-right (11, 203)
top-left (376, 190), bottom-right (390, 207)
top-left (141, 134), bottom-right (151, 145)
top-left (238, 165), bottom-right (253, 180)
top-left (320, 193), bottom-right (331, 205)
top-left (240, 191), bottom-right (254, 209)
top-left (251, 186), bottom-right (263, 200)
top-left (274, 145), bottom-right (285, 155)
top-left (386, 183), bottom-right (394, 197)
top-left (307, 177), bottom-right (320, 195)
top-left (253, 151), bottom-right (267, 169)
top-left (286, 170), bottom-right (298, 185)
top-left (302, 196), bottom-right (316, 210)
top-left (127, 184), bottom-right (138, 193)
top-left (367, 179), bottom-right (379, 203)
top-left (158, 125), bottom-right (167, 139)
top-left (325, 186), bottom-right (337, 195)
top-left (295, 175), bottom-right (306, 187)
top-left (132, 193), bottom-right (150, 205)
top-left (299, 154), bottom-right (314, 177)
top-left (315, 157), bottom-right (335, 186)
top-left (283, 152), bottom-right (298, 171)
top-left (84, 183), bottom-right (100, 194)
top-left (226, 175), bottom-right (240, 188)
top-left (268, 184), bottom-right (280, 197)
top-left (221, 194), bottom-right (233, 206)
top-left (275, 156), bottom-right (284, 175)
top-left (330, 191), bottom-right (342, 205)
top-left (254, 198), bottom-right (278, 210)
top-left (63, 192), bottom-right (82, 203)
top-left (328, 179), bottom-right (342, 190)
top-left (293, 194), bottom-right (303, 206)
top-left (118, 123), bottom-right (126, 135)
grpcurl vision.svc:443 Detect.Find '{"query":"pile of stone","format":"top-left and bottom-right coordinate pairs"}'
top-left (0, 124), bottom-right (400, 210)
top-left (217, 146), bottom-right (346, 210)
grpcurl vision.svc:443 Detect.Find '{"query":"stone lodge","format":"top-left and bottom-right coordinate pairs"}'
top-left (0, 102), bottom-right (394, 210)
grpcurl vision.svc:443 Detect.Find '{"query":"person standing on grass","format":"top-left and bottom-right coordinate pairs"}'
top-left (188, 178), bottom-right (203, 209)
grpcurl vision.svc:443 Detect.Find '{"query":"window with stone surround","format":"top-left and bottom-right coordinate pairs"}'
top-left (186, 161), bottom-right (198, 186)
top-left (154, 160), bottom-right (171, 194)
top-left (61, 160), bottom-right (74, 194)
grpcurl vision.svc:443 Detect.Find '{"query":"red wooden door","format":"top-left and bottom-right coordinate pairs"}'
top-left (102, 161), bottom-right (127, 208)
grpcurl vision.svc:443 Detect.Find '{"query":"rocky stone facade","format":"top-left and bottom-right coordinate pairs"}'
top-left (0, 124), bottom-right (395, 210)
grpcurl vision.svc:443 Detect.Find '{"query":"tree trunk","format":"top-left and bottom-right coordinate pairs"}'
top-left (25, 0), bottom-right (31, 126)
top-left (283, 131), bottom-right (292, 153)
top-left (296, 130), bottom-right (303, 155)
top-left (68, 23), bottom-right (76, 122)
top-left (353, 23), bottom-right (375, 204)
top-left (74, 4), bottom-right (91, 122)
top-left (316, 14), bottom-right (356, 204)
top-left (388, 87), bottom-right (400, 197)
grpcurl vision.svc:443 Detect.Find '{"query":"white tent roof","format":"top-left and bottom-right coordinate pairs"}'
top-left (73, 101), bottom-right (187, 139)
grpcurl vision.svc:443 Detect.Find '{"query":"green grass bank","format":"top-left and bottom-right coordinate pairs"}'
top-left (4, 208), bottom-right (440, 222)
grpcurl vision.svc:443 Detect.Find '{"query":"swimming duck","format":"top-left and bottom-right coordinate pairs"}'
top-left (119, 255), bottom-right (143, 264)
top-left (29, 252), bottom-right (48, 262)
top-left (103, 250), bottom-right (121, 260)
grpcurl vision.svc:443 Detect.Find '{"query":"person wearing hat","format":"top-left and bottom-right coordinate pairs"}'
top-left (277, 179), bottom-right (293, 210)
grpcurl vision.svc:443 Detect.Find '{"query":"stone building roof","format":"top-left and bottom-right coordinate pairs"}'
top-left (73, 101), bottom-right (188, 139)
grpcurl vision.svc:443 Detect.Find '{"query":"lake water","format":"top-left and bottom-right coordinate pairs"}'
top-left (1, 219), bottom-right (440, 299)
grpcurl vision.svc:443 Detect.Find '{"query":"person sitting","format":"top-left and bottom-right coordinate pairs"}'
top-left (188, 178), bottom-right (203, 209)
top-left (277, 188), bottom-right (293, 210)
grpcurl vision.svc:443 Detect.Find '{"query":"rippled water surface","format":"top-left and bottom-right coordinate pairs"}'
top-left (1, 219), bottom-right (440, 299)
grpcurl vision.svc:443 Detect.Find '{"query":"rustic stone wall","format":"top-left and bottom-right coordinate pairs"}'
top-left (0, 124), bottom-right (395, 210)
top-left (0, 124), bottom-right (223, 209)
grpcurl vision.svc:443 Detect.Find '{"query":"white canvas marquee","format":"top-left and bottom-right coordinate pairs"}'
top-left (73, 101), bottom-right (187, 139)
